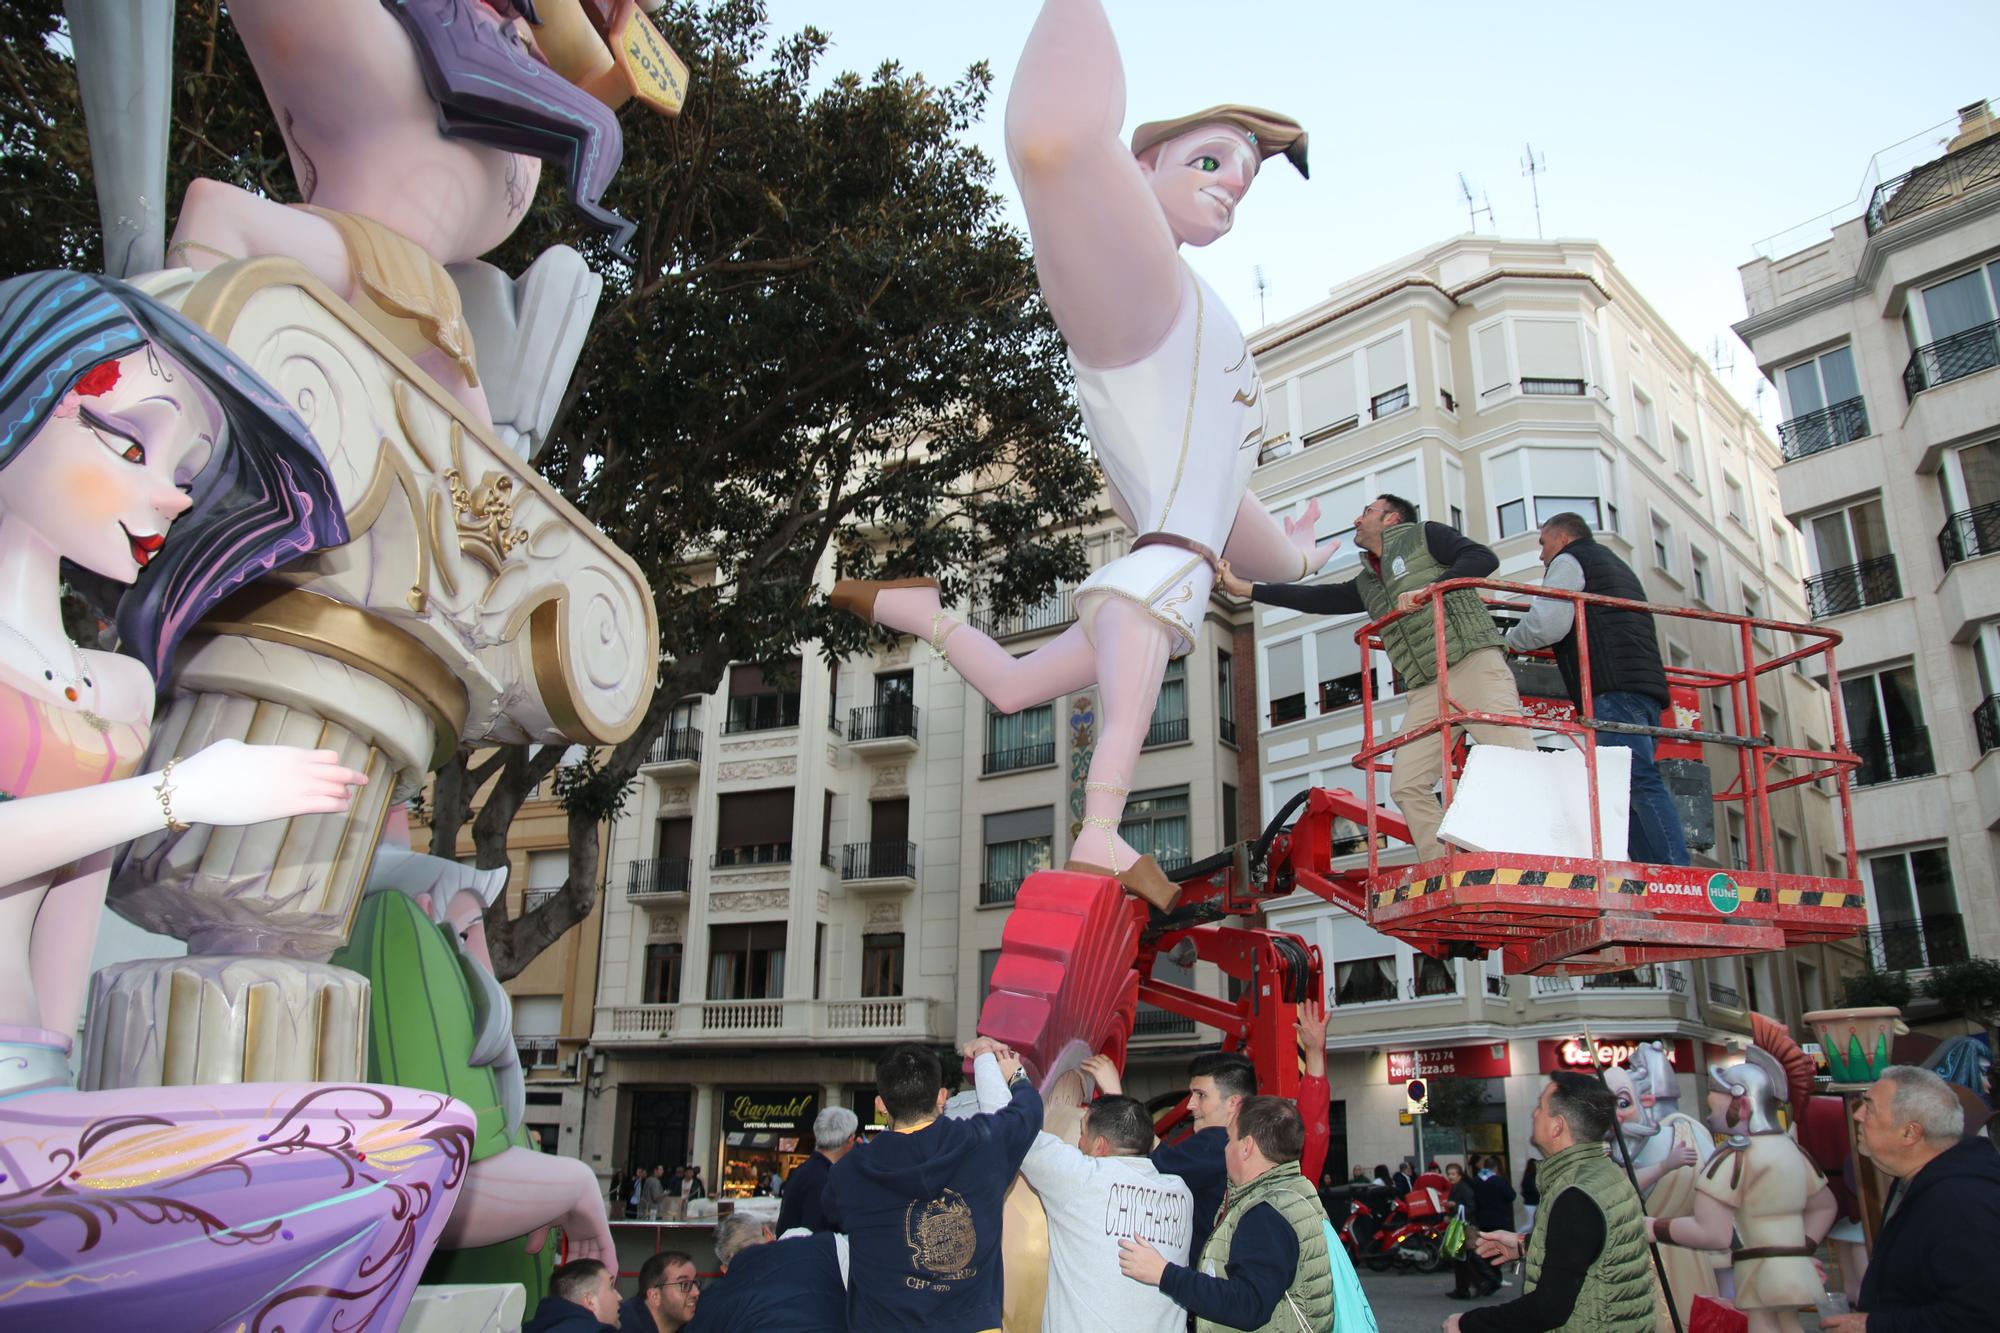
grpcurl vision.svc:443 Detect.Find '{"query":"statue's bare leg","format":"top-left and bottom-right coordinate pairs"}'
top-left (1072, 595), bottom-right (1171, 877)
top-left (869, 584), bottom-right (1097, 712)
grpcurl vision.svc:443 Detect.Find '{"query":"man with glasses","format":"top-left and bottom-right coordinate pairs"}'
top-left (618, 1250), bottom-right (699, 1333)
top-left (1221, 493), bottom-right (1531, 861)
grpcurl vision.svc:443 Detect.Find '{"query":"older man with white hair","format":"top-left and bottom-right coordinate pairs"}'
top-left (776, 1103), bottom-right (860, 1234)
top-left (1820, 1065), bottom-right (2000, 1332)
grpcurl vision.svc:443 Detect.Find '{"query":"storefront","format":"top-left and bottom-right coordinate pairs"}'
top-left (719, 1087), bottom-right (817, 1198)
top-left (1383, 1042), bottom-right (1516, 1172)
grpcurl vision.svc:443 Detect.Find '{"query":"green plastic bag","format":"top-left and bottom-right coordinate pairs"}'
top-left (1441, 1208), bottom-right (1467, 1259)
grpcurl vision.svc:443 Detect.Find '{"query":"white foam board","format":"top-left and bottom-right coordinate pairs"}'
top-left (1438, 744), bottom-right (1631, 861)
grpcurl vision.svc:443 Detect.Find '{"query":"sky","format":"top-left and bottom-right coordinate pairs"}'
top-left (759, 0), bottom-right (1995, 423)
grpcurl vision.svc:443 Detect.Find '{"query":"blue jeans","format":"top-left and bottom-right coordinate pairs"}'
top-left (1592, 691), bottom-right (1691, 866)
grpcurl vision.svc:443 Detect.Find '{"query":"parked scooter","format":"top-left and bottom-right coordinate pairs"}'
top-left (1339, 1184), bottom-right (1448, 1272)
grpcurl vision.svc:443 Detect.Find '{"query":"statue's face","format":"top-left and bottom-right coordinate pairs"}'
top-left (443, 887), bottom-right (495, 974)
top-left (1605, 1068), bottom-right (1648, 1131)
top-left (1, 346), bottom-right (217, 584)
top-left (1139, 123), bottom-right (1260, 248)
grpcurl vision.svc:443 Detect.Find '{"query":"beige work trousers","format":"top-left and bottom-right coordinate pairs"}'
top-left (1391, 645), bottom-right (1535, 860)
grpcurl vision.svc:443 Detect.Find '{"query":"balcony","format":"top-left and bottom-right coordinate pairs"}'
top-left (1520, 377), bottom-right (1586, 397)
top-left (848, 702), bottom-right (919, 756)
top-left (841, 840), bottom-right (917, 888)
top-left (627, 856), bottom-right (692, 906)
top-left (983, 741), bottom-right (1055, 775)
top-left (1939, 501), bottom-right (2000, 569)
top-left (1867, 132), bottom-right (2000, 234)
top-left (1219, 715), bottom-right (1238, 746)
top-left (978, 877), bottom-right (1023, 907)
top-left (1143, 714), bottom-right (1190, 748)
top-left (1804, 555), bottom-right (1901, 618)
top-left (593, 997), bottom-right (943, 1046)
top-left (1977, 695), bottom-right (2000, 754)
top-left (724, 695), bottom-right (800, 734)
top-left (1533, 964), bottom-right (1689, 996)
top-left (515, 1036), bottom-right (563, 1070)
top-left (642, 727), bottom-right (701, 773)
top-left (1904, 318), bottom-right (2000, 400)
top-left (1132, 1008), bottom-right (1198, 1039)
top-left (712, 843), bottom-right (791, 869)
top-left (1777, 396), bottom-right (1870, 462)
top-left (1866, 914), bottom-right (1970, 973)
top-left (971, 587), bottom-right (1076, 640)
top-left (1852, 728), bottom-right (1936, 787)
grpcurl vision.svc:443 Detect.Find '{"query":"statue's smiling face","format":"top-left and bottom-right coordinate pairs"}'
top-left (1139, 124), bottom-right (1260, 248)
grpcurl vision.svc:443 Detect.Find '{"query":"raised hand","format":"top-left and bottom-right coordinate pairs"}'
top-left (167, 739), bottom-right (368, 828)
top-left (1284, 499), bottom-right (1342, 575)
top-left (1295, 999), bottom-right (1328, 1077)
top-left (1080, 1052), bottom-right (1123, 1097)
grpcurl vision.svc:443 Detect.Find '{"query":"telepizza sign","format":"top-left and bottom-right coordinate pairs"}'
top-left (1537, 1037), bottom-right (1696, 1072)
top-left (1385, 1043), bottom-right (1512, 1082)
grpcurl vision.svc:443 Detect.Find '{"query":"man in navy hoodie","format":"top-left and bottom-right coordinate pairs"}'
top-left (822, 1041), bottom-right (1042, 1332)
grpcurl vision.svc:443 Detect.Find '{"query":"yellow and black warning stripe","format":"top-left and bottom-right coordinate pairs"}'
top-left (1750, 885), bottom-right (1866, 910)
top-left (1372, 866), bottom-right (1646, 910)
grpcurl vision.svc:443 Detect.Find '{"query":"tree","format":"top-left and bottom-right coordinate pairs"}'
top-left (1923, 957), bottom-right (2000, 1036)
top-left (1, 2), bottom-right (1094, 978)
top-left (1422, 1077), bottom-right (1491, 1132)
top-left (1841, 966), bottom-right (1915, 1011)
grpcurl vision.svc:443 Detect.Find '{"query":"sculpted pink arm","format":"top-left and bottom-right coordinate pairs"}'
top-left (1222, 494), bottom-right (1343, 584)
top-left (437, 1145), bottom-right (616, 1264)
top-left (1004, 0), bottom-right (1183, 369)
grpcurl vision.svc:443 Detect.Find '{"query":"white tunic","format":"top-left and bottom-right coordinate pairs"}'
top-left (1070, 263), bottom-right (1264, 656)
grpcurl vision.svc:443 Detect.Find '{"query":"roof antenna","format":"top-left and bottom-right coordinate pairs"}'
top-left (1458, 173), bottom-right (1494, 234)
top-left (1254, 264), bottom-right (1269, 328)
top-left (1521, 143), bottom-right (1547, 239)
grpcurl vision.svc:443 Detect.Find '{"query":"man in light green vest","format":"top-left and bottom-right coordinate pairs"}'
top-left (1221, 493), bottom-right (1533, 860)
top-left (1118, 1095), bottom-right (1333, 1333)
top-left (1453, 1071), bottom-right (1661, 1333)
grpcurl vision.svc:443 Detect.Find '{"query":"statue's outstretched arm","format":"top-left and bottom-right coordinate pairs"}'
top-left (1222, 493), bottom-right (1342, 583)
top-left (1005, 0), bottom-right (1183, 369)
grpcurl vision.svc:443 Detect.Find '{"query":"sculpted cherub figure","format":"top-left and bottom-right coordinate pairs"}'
top-left (832, 0), bottom-right (1334, 909)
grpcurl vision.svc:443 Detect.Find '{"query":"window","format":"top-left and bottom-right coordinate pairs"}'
top-left (1263, 377), bottom-right (1293, 445)
top-left (1222, 784), bottom-right (1239, 847)
top-left (1217, 650), bottom-right (1237, 744)
top-left (1866, 846), bottom-right (1967, 969)
top-left (1651, 514), bottom-right (1675, 577)
top-left (1778, 346), bottom-right (1866, 453)
top-left (1769, 522), bottom-right (1795, 576)
top-left (1492, 447), bottom-right (1616, 539)
top-left (1796, 960), bottom-right (1824, 1012)
top-left (1298, 352), bottom-right (1360, 443)
top-left (1631, 386), bottom-right (1657, 447)
top-left (1267, 638), bottom-right (1307, 725)
top-left (1120, 787), bottom-right (1191, 872)
top-left (1366, 330), bottom-right (1411, 419)
top-left (1515, 318), bottom-right (1590, 395)
top-left (1841, 666), bottom-right (1935, 787)
top-left (524, 849), bottom-right (565, 913)
top-left (1671, 425), bottom-right (1697, 482)
top-left (814, 922), bottom-right (826, 998)
top-left (644, 942), bottom-right (683, 1005)
top-left (827, 659), bottom-right (841, 730)
top-left (1724, 808), bottom-right (1745, 866)
top-left (715, 788), bottom-right (794, 865)
top-left (648, 817), bottom-right (693, 890)
top-left (1776, 829), bottom-right (1799, 875)
top-left (1809, 498), bottom-right (1891, 579)
top-left (820, 792), bottom-right (833, 868)
top-left (1412, 954), bottom-right (1459, 998)
top-left (978, 949), bottom-right (1002, 1000)
top-left (1690, 549), bottom-right (1712, 604)
top-left (860, 932), bottom-right (904, 998)
top-left (1742, 588), bottom-right (1770, 648)
top-left (1333, 955), bottom-right (1396, 1006)
top-left (985, 701), bottom-right (1055, 773)
top-left (707, 922), bottom-right (786, 1000)
top-left (1724, 475), bottom-right (1747, 525)
top-left (1708, 956), bottom-right (1744, 1008)
top-left (726, 660), bottom-right (801, 733)
top-left (981, 808), bottom-right (1053, 906)
top-left (1434, 329), bottom-right (1457, 412)
top-left (1475, 321), bottom-right (1510, 397)
top-left (1444, 459), bottom-right (1466, 534)
top-left (1316, 621), bottom-right (1376, 713)
top-left (1309, 455), bottom-right (1420, 570)
top-left (1913, 262), bottom-right (2000, 344)
top-left (1145, 657), bottom-right (1189, 747)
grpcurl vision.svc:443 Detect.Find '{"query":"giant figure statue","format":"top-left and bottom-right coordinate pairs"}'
top-left (1649, 1040), bottom-right (1839, 1333)
top-left (831, 0), bottom-right (1334, 910)
top-left (332, 824), bottom-right (616, 1302)
top-left (0, 270), bottom-right (475, 1330)
top-left (1606, 1042), bottom-right (1720, 1329)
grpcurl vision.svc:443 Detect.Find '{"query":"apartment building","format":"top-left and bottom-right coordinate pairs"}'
top-left (582, 536), bottom-right (1249, 1194)
top-left (1238, 232), bottom-right (1856, 1177)
top-left (1735, 101), bottom-right (2000, 984)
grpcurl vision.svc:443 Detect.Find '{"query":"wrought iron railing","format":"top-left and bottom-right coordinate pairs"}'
top-left (1904, 318), bottom-right (2000, 399)
top-left (515, 1037), bottom-right (563, 1069)
top-left (1270, 694), bottom-right (1307, 726)
top-left (982, 741), bottom-right (1054, 775)
top-left (1219, 715), bottom-right (1238, 745)
top-left (978, 878), bottom-right (1023, 907)
top-left (1852, 727), bottom-right (1935, 787)
top-left (1777, 395), bottom-right (1870, 461)
top-left (1707, 982), bottom-right (1742, 1008)
top-left (1804, 555), bottom-right (1901, 618)
top-left (849, 701), bottom-right (918, 743)
top-left (1865, 913), bottom-right (1970, 972)
top-left (1939, 501), bottom-right (2000, 568)
top-left (1370, 385), bottom-right (1411, 419)
top-left (646, 728), bottom-right (701, 766)
top-left (628, 857), bottom-right (693, 897)
top-left (1976, 695), bottom-right (2000, 754)
top-left (1320, 676), bottom-right (1367, 713)
top-left (1144, 714), bottom-right (1190, 748)
top-left (842, 841), bottom-right (916, 881)
top-left (724, 694), bottom-right (800, 733)
top-left (1520, 377), bottom-right (1586, 396)
top-left (1867, 133), bottom-right (2000, 233)
top-left (712, 843), bottom-right (791, 868)
top-left (970, 587), bottom-right (1076, 639)
top-left (1410, 966), bottom-right (1459, 999)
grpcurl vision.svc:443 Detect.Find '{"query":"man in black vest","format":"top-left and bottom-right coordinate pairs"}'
top-left (1503, 512), bottom-right (1688, 865)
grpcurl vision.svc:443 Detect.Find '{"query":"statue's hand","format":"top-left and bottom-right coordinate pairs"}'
top-left (1284, 499), bottom-right (1342, 574)
top-left (167, 740), bottom-right (368, 828)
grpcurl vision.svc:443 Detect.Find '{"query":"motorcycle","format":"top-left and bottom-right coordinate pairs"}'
top-left (1338, 1185), bottom-right (1449, 1273)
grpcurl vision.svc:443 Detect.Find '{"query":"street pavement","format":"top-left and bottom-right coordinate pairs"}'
top-left (1356, 1267), bottom-right (1836, 1333)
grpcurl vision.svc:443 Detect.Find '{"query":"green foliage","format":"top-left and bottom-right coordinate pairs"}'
top-left (1922, 957), bottom-right (2000, 1026)
top-left (1423, 1077), bottom-right (1491, 1131)
top-left (1841, 967), bottom-right (1914, 1010)
top-left (551, 751), bottom-right (635, 826)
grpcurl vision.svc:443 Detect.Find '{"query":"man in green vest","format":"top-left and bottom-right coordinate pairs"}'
top-left (332, 837), bottom-right (616, 1303)
top-left (1221, 493), bottom-right (1533, 861)
top-left (1118, 1095), bottom-right (1334, 1333)
top-left (1455, 1071), bottom-right (1661, 1333)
